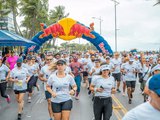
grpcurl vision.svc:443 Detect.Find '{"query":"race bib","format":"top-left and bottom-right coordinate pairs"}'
top-left (16, 80), bottom-right (23, 87)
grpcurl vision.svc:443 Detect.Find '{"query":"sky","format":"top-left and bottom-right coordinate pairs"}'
top-left (47, 0), bottom-right (160, 51)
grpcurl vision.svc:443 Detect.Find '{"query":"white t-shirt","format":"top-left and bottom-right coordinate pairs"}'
top-left (111, 58), bottom-right (122, 73)
top-left (0, 64), bottom-right (9, 80)
top-left (121, 62), bottom-right (137, 81)
top-left (90, 67), bottom-right (101, 76)
top-left (10, 67), bottom-right (29, 90)
top-left (40, 64), bottom-right (53, 91)
top-left (91, 75), bottom-right (115, 97)
top-left (122, 102), bottom-right (160, 120)
top-left (47, 73), bottom-right (76, 103)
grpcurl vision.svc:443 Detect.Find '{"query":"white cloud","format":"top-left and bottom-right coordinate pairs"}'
top-left (44, 0), bottom-right (160, 51)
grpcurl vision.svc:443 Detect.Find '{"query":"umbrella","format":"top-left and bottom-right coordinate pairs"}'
top-left (0, 30), bottom-right (37, 46)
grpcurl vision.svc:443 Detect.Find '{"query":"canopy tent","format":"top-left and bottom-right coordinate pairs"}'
top-left (0, 30), bottom-right (37, 46)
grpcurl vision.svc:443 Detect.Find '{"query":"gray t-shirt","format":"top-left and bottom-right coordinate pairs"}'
top-left (47, 73), bottom-right (76, 103)
top-left (10, 67), bottom-right (29, 90)
top-left (40, 64), bottom-right (53, 91)
top-left (122, 102), bottom-right (160, 120)
top-left (92, 75), bottom-right (115, 97)
top-left (0, 64), bottom-right (9, 80)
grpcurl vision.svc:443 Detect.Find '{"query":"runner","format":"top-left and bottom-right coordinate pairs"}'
top-left (0, 56), bottom-right (11, 103)
top-left (46, 60), bottom-right (77, 120)
top-left (39, 55), bottom-right (54, 120)
top-left (90, 64), bottom-right (116, 120)
top-left (121, 58), bottom-right (137, 104)
top-left (111, 52), bottom-right (122, 93)
top-left (69, 56), bottom-right (84, 100)
top-left (122, 74), bottom-right (160, 120)
top-left (10, 58), bottom-right (30, 120)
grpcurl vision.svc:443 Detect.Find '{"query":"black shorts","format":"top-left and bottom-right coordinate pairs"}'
top-left (83, 71), bottom-right (88, 77)
top-left (51, 99), bottom-right (73, 113)
top-left (45, 91), bottom-right (51, 99)
top-left (14, 90), bottom-right (26, 94)
top-left (112, 73), bottom-right (121, 81)
top-left (126, 81), bottom-right (136, 88)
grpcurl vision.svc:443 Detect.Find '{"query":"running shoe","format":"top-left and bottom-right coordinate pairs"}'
top-left (17, 114), bottom-right (21, 120)
top-left (6, 95), bottom-right (11, 103)
top-left (122, 92), bottom-right (125, 96)
top-left (128, 99), bottom-right (132, 104)
top-left (28, 97), bottom-right (31, 103)
top-left (116, 89), bottom-right (121, 93)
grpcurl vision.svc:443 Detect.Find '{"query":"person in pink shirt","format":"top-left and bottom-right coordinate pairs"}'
top-left (6, 50), bottom-right (18, 70)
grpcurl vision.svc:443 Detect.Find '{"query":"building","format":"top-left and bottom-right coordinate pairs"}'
top-left (0, 9), bottom-right (15, 32)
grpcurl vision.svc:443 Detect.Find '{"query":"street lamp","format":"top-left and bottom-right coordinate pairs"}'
top-left (111, 0), bottom-right (120, 52)
top-left (92, 16), bottom-right (103, 35)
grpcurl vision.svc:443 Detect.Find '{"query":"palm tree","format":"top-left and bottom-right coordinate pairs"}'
top-left (19, 0), bottom-right (49, 38)
top-left (48, 5), bottom-right (69, 48)
top-left (49, 5), bottom-right (69, 24)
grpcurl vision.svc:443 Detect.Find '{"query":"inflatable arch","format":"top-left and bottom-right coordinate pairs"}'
top-left (25, 18), bottom-right (113, 54)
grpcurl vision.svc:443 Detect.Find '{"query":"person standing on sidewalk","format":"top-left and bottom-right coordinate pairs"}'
top-left (0, 56), bottom-right (11, 103)
top-left (90, 64), bottom-right (116, 120)
top-left (10, 58), bottom-right (30, 120)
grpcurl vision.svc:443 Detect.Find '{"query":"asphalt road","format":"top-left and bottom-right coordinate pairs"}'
top-left (0, 80), bottom-right (144, 120)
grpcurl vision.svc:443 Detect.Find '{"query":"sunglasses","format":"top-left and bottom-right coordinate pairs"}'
top-left (46, 59), bottom-right (52, 61)
top-left (102, 69), bottom-right (110, 71)
top-left (32, 59), bottom-right (36, 60)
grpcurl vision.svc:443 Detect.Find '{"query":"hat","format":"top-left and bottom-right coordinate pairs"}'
top-left (56, 59), bottom-right (66, 65)
top-left (148, 74), bottom-right (160, 96)
top-left (151, 64), bottom-right (160, 72)
top-left (94, 59), bottom-right (100, 62)
top-left (129, 58), bottom-right (134, 62)
top-left (106, 56), bottom-right (110, 59)
top-left (100, 65), bottom-right (110, 71)
top-left (16, 58), bottom-right (23, 63)
top-left (27, 56), bottom-right (32, 60)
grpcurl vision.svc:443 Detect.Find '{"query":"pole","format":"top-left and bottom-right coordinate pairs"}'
top-left (115, 2), bottom-right (117, 52)
top-left (100, 16), bottom-right (102, 35)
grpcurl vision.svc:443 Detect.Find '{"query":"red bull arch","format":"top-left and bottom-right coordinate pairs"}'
top-left (25, 18), bottom-right (113, 54)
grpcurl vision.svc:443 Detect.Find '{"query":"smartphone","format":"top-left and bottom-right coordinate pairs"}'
top-left (100, 86), bottom-right (104, 89)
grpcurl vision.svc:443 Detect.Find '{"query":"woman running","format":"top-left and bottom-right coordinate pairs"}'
top-left (0, 56), bottom-right (11, 103)
top-left (46, 60), bottom-right (77, 120)
top-left (90, 64), bottom-right (116, 120)
top-left (10, 58), bottom-right (30, 120)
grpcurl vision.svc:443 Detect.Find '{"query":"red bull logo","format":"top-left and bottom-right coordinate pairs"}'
top-left (99, 42), bottom-right (108, 53)
top-left (39, 23), bottom-right (65, 38)
top-left (68, 23), bottom-right (95, 38)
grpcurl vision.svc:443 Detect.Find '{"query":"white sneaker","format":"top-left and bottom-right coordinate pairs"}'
top-left (122, 92), bottom-right (125, 96)
top-left (28, 97), bottom-right (31, 103)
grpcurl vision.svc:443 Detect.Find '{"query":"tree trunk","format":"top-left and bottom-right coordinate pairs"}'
top-left (12, 6), bottom-right (18, 34)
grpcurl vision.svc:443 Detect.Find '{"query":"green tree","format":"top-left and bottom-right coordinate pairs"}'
top-left (19, 0), bottom-right (49, 38)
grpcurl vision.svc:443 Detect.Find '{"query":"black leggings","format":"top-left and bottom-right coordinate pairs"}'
top-left (0, 82), bottom-right (8, 98)
top-left (27, 76), bottom-right (38, 93)
top-left (93, 97), bottom-right (112, 120)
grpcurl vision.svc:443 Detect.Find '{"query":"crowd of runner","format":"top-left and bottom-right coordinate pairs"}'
top-left (0, 50), bottom-right (160, 120)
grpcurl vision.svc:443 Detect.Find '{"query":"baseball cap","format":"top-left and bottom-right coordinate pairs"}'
top-left (151, 64), bottom-right (160, 72)
top-left (100, 65), bottom-right (110, 71)
top-left (129, 58), bottom-right (134, 62)
top-left (148, 74), bottom-right (160, 96)
top-left (27, 56), bottom-right (32, 60)
top-left (56, 59), bottom-right (66, 65)
top-left (106, 56), bottom-right (110, 60)
top-left (16, 58), bottom-right (23, 63)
